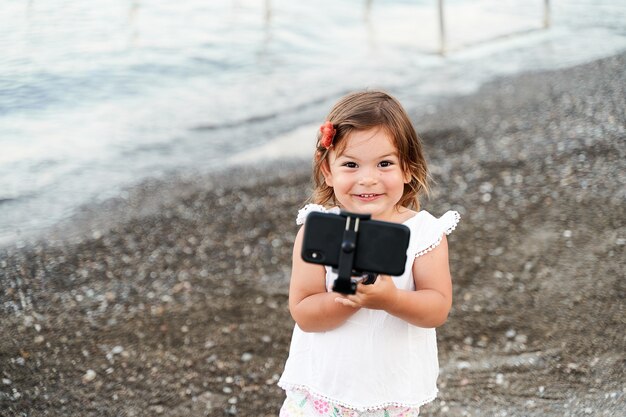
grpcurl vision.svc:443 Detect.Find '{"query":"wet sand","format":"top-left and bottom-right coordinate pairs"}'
top-left (1, 52), bottom-right (624, 416)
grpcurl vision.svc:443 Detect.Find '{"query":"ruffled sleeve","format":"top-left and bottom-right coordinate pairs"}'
top-left (408, 210), bottom-right (460, 258)
top-left (296, 204), bottom-right (341, 225)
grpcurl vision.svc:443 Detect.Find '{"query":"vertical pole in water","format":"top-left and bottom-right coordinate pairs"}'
top-left (543, 0), bottom-right (551, 29)
top-left (265, 0), bottom-right (272, 21)
top-left (438, 0), bottom-right (446, 55)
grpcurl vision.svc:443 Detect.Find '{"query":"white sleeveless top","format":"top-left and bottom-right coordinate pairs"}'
top-left (278, 204), bottom-right (460, 411)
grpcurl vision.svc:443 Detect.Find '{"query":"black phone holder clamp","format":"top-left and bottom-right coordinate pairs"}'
top-left (332, 211), bottom-right (375, 295)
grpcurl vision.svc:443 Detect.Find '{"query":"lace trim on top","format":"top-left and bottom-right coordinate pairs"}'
top-left (296, 204), bottom-right (341, 225)
top-left (415, 210), bottom-right (461, 258)
top-left (278, 382), bottom-right (437, 412)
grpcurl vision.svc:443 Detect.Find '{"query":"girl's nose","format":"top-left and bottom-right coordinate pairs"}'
top-left (358, 173), bottom-right (378, 186)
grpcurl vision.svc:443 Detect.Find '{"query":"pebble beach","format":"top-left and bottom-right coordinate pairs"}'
top-left (1, 52), bottom-right (625, 416)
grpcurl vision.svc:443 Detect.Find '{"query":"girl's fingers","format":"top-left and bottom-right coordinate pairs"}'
top-left (335, 296), bottom-right (359, 308)
top-left (376, 274), bottom-right (392, 283)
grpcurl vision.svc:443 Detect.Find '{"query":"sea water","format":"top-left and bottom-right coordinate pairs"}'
top-left (1, 0), bottom-right (625, 245)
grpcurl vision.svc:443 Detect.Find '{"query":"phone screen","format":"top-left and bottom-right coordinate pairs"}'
top-left (301, 212), bottom-right (410, 276)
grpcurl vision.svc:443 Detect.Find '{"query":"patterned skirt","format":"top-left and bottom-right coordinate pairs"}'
top-left (279, 390), bottom-right (420, 417)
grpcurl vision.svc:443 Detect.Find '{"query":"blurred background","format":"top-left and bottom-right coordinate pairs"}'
top-left (1, 0), bottom-right (625, 244)
top-left (1, 2), bottom-right (625, 416)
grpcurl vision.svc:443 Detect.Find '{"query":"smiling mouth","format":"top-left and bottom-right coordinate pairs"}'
top-left (355, 193), bottom-right (381, 199)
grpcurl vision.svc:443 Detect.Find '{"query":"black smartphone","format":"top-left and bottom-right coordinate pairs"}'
top-left (301, 211), bottom-right (410, 276)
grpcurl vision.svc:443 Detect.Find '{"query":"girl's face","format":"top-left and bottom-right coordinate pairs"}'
top-left (322, 127), bottom-right (410, 222)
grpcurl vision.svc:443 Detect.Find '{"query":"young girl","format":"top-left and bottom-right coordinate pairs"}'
top-left (278, 90), bottom-right (460, 416)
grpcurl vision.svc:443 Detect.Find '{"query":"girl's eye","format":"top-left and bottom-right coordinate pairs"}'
top-left (343, 162), bottom-right (358, 168)
top-left (379, 160), bottom-right (394, 167)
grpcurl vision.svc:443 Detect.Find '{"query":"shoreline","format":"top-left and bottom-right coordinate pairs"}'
top-left (0, 120), bottom-right (320, 251)
top-left (2, 48), bottom-right (624, 253)
top-left (1, 52), bottom-right (625, 416)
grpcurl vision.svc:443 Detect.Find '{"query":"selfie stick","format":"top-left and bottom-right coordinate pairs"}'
top-left (332, 211), bottom-right (372, 295)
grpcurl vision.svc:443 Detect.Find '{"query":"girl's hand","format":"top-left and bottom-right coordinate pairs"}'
top-left (289, 226), bottom-right (361, 332)
top-left (334, 236), bottom-right (452, 328)
top-left (334, 275), bottom-right (399, 310)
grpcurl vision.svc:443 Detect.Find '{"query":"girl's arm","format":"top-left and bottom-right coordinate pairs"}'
top-left (335, 235), bottom-right (452, 328)
top-left (288, 226), bottom-right (361, 332)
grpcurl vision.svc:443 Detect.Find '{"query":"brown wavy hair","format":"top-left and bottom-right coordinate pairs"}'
top-left (312, 90), bottom-right (429, 210)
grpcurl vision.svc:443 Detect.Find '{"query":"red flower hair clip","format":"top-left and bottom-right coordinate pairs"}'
top-left (319, 121), bottom-right (336, 149)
